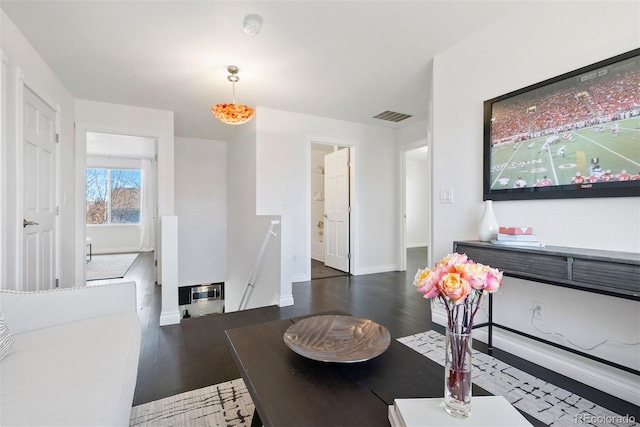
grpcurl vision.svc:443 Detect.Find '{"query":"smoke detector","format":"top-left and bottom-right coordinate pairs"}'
top-left (243, 14), bottom-right (263, 35)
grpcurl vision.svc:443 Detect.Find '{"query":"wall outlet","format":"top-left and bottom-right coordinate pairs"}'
top-left (533, 301), bottom-right (545, 321)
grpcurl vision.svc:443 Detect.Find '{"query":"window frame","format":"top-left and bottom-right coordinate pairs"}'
top-left (86, 167), bottom-right (142, 226)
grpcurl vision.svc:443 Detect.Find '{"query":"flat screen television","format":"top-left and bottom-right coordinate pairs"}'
top-left (483, 48), bottom-right (640, 201)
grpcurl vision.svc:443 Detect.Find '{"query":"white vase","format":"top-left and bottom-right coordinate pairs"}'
top-left (478, 200), bottom-right (499, 242)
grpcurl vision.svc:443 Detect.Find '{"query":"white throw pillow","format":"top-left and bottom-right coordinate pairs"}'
top-left (0, 311), bottom-right (16, 360)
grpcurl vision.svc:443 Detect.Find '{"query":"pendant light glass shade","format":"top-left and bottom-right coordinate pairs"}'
top-left (211, 103), bottom-right (255, 125)
top-left (212, 66), bottom-right (255, 125)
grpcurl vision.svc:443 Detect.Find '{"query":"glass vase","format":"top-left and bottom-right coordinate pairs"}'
top-left (444, 328), bottom-right (472, 418)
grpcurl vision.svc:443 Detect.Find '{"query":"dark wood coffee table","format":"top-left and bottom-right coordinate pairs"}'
top-left (225, 312), bottom-right (493, 426)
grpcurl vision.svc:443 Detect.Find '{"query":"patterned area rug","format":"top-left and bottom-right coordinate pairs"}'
top-left (87, 253), bottom-right (139, 281)
top-left (399, 331), bottom-right (638, 427)
top-left (130, 378), bottom-right (254, 427)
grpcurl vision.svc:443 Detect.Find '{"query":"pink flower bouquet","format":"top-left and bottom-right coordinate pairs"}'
top-left (413, 252), bottom-right (503, 333)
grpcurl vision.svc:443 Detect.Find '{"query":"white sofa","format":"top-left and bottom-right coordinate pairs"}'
top-left (0, 282), bottom-right (141, 426)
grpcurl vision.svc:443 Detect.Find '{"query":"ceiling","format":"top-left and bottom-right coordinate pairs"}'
top-left (1, 1), bottom-right (524, 141)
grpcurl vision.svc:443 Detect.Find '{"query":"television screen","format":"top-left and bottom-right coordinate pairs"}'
top-left (483, 48), bottom-right (640, 201)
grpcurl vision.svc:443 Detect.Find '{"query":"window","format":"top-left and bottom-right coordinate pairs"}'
top-left (86, 168), bottom-right (141, 225)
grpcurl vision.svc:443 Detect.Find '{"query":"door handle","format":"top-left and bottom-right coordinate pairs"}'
top-left (323, 214), bottom-right (328, 218)
top-left (23, 219), bottom-right (39, 228)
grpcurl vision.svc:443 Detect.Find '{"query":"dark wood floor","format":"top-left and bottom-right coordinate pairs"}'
top-left (310, 258), bottom-right (349, 279)
top-left (128, 249), bottom-right (638, 422)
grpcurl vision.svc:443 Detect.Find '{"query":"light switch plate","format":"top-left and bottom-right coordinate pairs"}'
top-left (440, 188), bottom-right (453, 204)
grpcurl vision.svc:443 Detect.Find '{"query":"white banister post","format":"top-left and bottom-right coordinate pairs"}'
top-left (159, 215), bottom-right (180, 325)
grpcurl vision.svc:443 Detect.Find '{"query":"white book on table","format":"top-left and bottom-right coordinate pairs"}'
top-left (496, 233), bottom-right (539, 242)
top-left (388, 396), bottom-right (533, 427)
top-left (490, 239), bottom-right (545, 248)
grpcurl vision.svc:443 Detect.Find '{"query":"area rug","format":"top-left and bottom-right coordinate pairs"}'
top-left (399, 331), bottom-right (638, 427)
top-left (130, 378), bottom-right (254, 427)
top-left (86, 253), bottom-right (139, 281)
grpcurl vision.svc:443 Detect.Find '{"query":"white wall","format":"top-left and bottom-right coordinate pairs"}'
top-left (406, 159), bottom-right (429, 247)
top-left (175, 137), bottom-right (226, 287)
top-left (1, 10), bottom-right (76, 288)
top-left (255, 107), bottom-right (398, 281)
top-left (431, 1), bottom-right (640, 403)
top-left (225, 122), bottom-right (283, 312)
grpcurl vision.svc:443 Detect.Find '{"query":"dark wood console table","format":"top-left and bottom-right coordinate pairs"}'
top-left (453, 240), bottom-right (640, 375)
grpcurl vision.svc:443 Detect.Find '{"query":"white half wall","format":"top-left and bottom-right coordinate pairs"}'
top-left (159, 215), bottom-right (179, 326)
top-left (226, 123), bottom-right (284, 312)
top-left (175, 136), bottom-right (226, 287)
top-left (431, 1), bottom-right (640, 403)
top-left (255, 107), bottom-right (398, 280)
top-left (1, 10), bottom-right (76, 288)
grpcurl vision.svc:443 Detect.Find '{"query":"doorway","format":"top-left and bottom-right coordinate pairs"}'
top-left (401, 145), bottom-right (430, 273)
top-left (81, 131), bottom-right (157, 284)
top-left (309, 143), bottom-right (351, 280)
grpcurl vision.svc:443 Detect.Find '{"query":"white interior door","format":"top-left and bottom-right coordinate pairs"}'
top-left (324, 148), bottom-right (349, 272)
top-left (23, 87), bottom-right (57, 291)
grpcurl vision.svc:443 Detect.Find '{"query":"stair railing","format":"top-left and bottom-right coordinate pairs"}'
top-left (238, 219), bottom-right (280, 311)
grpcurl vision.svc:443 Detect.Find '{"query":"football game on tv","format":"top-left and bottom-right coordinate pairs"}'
top-left (483, 48), bottom-right (640, 201)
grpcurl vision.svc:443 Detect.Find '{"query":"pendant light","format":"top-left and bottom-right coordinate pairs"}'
top-left (211, 66), bottom-right (255, 125)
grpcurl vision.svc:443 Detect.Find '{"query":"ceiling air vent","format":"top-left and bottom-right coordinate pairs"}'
top-left (372, 110), bottom-right (412, 123)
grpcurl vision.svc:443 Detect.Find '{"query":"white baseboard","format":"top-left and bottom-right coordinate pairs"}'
top-left (277, 293), bottom-right (294, 307)
top-left (354, 264), bottom-right (397, 275)
top-left (292, 274), bottom-right (307, 283)
top-left (432, 312), bottom-right (640, 405)
top-left (159, 310), bottom-right (180, 326)
top-left (406, 242), bottom-right (428, 249)
top-left (93, 246), bottom-right (140, 255)
top-left (311, 255), bottom-right (324, 262)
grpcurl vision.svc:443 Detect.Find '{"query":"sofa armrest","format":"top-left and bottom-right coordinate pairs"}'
top-left (0, 281), bottom-right (137, 335)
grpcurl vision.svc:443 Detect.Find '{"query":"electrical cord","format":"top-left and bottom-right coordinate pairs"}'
top-left (530, 307), bottom-right (640, 351)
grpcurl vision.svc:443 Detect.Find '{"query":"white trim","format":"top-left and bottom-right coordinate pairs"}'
top-left (15, 69), bottom-right (62, 290)
top-left (291, 273), bottom-right (307, 283)
top-left (406, 242), bottom-right (429, 249)
top-left (349, 146), bottom-right (356, 278)
top-left (92, 246), bottom-right (141, 255)
top-left (397, 139), bottom-right (429, 273)
top-left (15, 70), bottom-right (24, 288)
top-left (159, 310), bottom-right (181, 327)
top-left (75, 122), bottom-right (161, 286)
top-left (75, 125), bottom-right (87, 285)
top-left (277, 293), bottom-right (294, 307)
top-left (432, 311), bottom-right (640, 405)
top-left (353, 264), bottom-right (397, 275)
top-left (0, 49), bottom-right (6, 286)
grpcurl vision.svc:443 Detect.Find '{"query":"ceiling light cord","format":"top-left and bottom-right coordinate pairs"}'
top-left (232, 80), bottom-right (237, 105)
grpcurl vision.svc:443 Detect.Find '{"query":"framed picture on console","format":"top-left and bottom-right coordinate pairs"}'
top-left (483, 48), bottom-right (640, 201)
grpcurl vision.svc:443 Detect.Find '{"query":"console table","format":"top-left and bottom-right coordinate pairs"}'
top-left (453, 240), bottom-right (640, 375)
